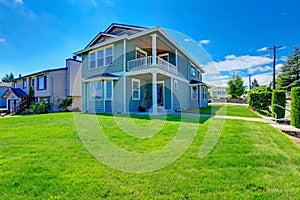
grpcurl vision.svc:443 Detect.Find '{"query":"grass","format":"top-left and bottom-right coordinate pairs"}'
top-left (186, 103), bottom-right (261, 118)
top-left (1, 112), bottom-right (300, 199)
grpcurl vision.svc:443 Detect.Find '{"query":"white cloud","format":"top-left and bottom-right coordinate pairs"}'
top-left (225, 54), bottom-right (236, 60)
top-left (203, 55), bottom-right (273, 73)
top-left (184, 38), bottom-right (191, 42)
top-left (257, 47), bottom-right (269, 52)
top-left (279, 56), bottom-right (288, 62)
top-left (0, 38), bottom-right (5, 43)
top-left (248, 65), bottom-right (272, 74)
top-left (199, 39), bottom-right (210, 45)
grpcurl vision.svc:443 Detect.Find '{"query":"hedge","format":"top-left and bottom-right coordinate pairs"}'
top-left (291, 87), bottom-right (300, 128)
top-left (248, 86), bottom-right (272, 110)
top-left (271, 90), bottom-right (286, 119)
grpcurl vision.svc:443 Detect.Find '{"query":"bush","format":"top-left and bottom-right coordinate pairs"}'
top-left (271, 90), bottom-right (286, 119)
top-left (59, 97), bottom-right (73, 111)
top-left (248, 86), bottom-right (272, 110)
top-left (291, 87), bottom-right (300, 128)
top-left (30, 100), bottom-right (49, 114)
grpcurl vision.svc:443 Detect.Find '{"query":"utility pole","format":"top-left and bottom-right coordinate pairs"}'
top-left (248, 74), bottom-right (251, 91)
top-left (267, 45), bottom-right (283, 90)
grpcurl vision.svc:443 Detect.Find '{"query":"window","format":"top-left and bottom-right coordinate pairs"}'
top-left (89, 46), bottom-right (114, 69)
top-left (23, 79), bottom-right (27, 89)
top-left (136, 48), bottom-right (147, 58)
top-left (31, 79), bottom-right (35, 87)
top-left (198, 71), bottom-right (201, 80)
top-left (105, 47), bottom-right (113, 66)
top-left (89, 53), bottom-right (96, 69)
top-left (13, 82), bottom-right (16, 88)
top-left (132, 79), bottom-right (140, 100)
top-left (191, 86), bottom-right (198, 100)
top-left (190, 64), bottom-right (196, 76)
top-left (97, 50), bottom-right (104, 67)
top-left (90, 81), bottom-right (103, 100)
top-left (38, 75), bottom-right (47, 90)
top-left (105, 80), bottom-right (113, 100)
top-left (174, 80), bottom-right (178, 90)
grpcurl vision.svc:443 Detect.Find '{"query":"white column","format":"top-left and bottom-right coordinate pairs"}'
top-left (152, 72), bottom-right (157, 115)
top-left (151, 34), bottom-right (157, 65)
top-left (171, 77), bottom-right (174, 111)
top-left (175, 49), bottom-right (178, 67)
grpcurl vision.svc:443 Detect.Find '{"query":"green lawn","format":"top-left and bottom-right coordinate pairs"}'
top-left (1, 113), bottom-right (300, 199)
top-left (186, 103), bottom-right (261, 118)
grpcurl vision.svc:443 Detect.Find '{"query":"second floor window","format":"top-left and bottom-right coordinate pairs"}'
top-left (23, 79), bottom-right (27, 89)
top-left (190, 65), bottom-right (196, 76)
top-left (38, 75), bottom-right (47, 90)
top-left (89, 46), bottom-right (114, 69)
top-left (198, 71), bottom-right (202, 80)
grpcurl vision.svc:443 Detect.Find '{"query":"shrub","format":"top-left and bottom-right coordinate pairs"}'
top-left (248, 86), bottom-right (272, 110)
top-left (291, 87), bottom-right (300, 128)
top-left (271, 90), bottom-right (286, 119)
top-left (30, 100), bottom-right (49, 114)
top-left (59, 97), bottom-right (73, 111)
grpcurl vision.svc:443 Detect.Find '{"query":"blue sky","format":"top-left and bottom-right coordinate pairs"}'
top-left (0, 0), bottom-right (300, 88)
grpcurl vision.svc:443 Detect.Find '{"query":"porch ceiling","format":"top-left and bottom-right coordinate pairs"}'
top-left (130, 73), bottom-right (169, 81)
top-left (133, 36), bottom-right (172, 53)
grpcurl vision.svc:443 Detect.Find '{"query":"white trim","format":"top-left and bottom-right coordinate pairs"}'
top-left (105, 24), bottom-right (147, 33)
top-left (88, 44), bottom-right (114, 70)
top-left (83, 77), bottom-right (119, 83)
top-left (171, 77), bottom-right (173, 110)
top-left (175, 49), bottom-right (178, 67)
top-left (174, 79), bottom-right (178, 90)
top-left (157, 81), bottom-right (164, 107)
top-left (136, 47), bottom-right (147, 58)
top-left (123, 39), bottom-right (127, 113)
top-left (74, 26), bottom-right (205, 73)
top-left (104, 80), bottom-right (114, 100)
top-left (132, 78), bottom-right (140, 100)
top-left (191, 85), bottom-right (198, 100)
top-left (158, 53), bottom-right (169, 62)
top-left (152, 72), bottom-right (157, 114)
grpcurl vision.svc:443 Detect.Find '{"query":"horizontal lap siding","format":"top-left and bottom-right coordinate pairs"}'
top-left (89, 101), bottom-right (104, 113)
top-left (173, 80), bottom-right (189, 111)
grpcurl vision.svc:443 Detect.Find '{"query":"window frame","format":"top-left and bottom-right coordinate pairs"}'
top-left (22, 79), bottom-right (27, 89)
top-left (191, 86), bottom-right (198, 100)
top-left (174, 79), bottom-right (178, 90)
top-left (136, 47), bottom-right (147, 58)
top-left (132, 78), bottom-right (140, 100)
top-left (37, 75), bottom-right (47, 90)
top-left (89, 45), bottom-right (114, 70)
top-left (90, 81), bottom-right (103, 100)
top-left (104, 80), bottom-right (113, 100)
top-left (190, 64), bottom-right (196, 77)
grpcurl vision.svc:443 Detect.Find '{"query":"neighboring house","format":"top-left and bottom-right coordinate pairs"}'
top-left (0, 82), bottom-right (11, 108)
top-left (2, 58), bottom-right (82, 113)
top-left (75, 23), bottom-right (208, 114)
top-left (209, 86), bottom-right (228, 98)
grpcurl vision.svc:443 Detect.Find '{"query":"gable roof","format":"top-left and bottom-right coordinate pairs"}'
top-left (13, 67), bottom-right (67, 81)
top-left (75, 24), bottom-right (205, 73)
top-left (85, 23), bottom-right (148, 48)
top-left (1, 88), bottom-right (28, 99)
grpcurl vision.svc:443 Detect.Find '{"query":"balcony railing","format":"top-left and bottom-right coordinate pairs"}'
top-left (127, 56), bottom-right (177, 74)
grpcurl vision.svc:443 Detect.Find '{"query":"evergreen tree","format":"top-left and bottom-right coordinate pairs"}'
top-left (1, 72), bottom-right (14, 83)
top-left (251, 78), bottom-right (259, 88)
top-left (276, 46), bottom-right (300, 90)
top-left (226, 73), bottom-right (246, 98)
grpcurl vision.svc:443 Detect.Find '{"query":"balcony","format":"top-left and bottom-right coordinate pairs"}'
top-left (127, 56), bottom-right (177, 75)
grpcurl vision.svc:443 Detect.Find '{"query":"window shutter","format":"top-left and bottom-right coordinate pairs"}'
top-left (44, 76), bottom-right (47, 89)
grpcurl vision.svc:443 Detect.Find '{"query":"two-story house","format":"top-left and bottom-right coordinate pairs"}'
top-left (75, 23), bottom-right (208, 114)
top-left (2, 57), bottom-right (82, 113)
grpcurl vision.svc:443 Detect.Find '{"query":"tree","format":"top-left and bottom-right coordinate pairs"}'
top-left (251, 78), bottom-right (259, 88)
top-left (276, 46), bottom-right (300, 90)
top-left (1, 72), bottom-right (14, 83)
top-left (226, 73), bottom-right (246, 98)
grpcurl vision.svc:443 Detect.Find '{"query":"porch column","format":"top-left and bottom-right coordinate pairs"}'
top-left (152, 72), bottom-right (157, 115)
top-left (151, 34), bottom-right (157, 65)
top-left (175, 49), bottom-right (178, 71)
top-left (171, 77), bottom-right (174, 110)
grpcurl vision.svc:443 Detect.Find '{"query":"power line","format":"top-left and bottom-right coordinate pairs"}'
top-left (267, 45), bottom-right (283, 90)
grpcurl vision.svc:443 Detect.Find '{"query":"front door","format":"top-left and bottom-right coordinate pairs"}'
top-left (157, 82), bottom-right (164, 106)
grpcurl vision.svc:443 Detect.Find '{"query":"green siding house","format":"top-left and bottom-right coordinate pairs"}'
top-left (75, 23), bottom-right (208, 114)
